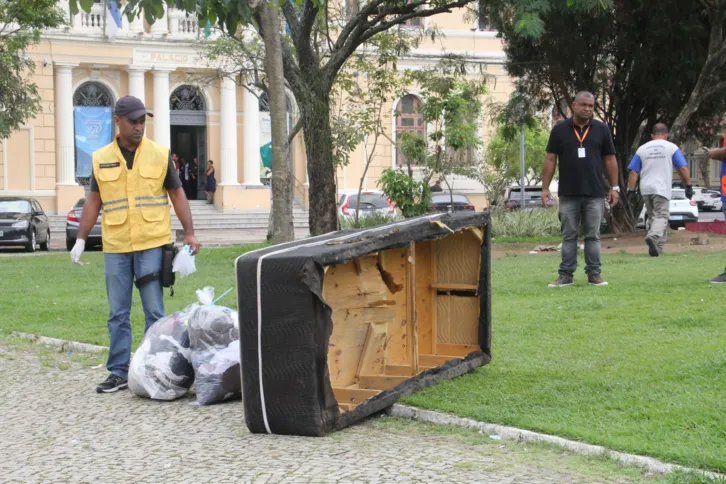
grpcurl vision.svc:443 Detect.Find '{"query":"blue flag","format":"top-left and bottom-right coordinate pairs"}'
top-left (106, 0), bottom-right (122, 39)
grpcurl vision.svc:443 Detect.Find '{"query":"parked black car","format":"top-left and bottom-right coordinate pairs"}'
top-left (0, 197), bottom-right (51, 252)
top-left (428, 193), bottom-right (476, 212)
top-left (66, 198), bottom-right (102, 251)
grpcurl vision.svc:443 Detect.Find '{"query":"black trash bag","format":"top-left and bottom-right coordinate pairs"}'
top-left (189, 302), bottom-right (241, 405)
top-left (128, 309), bottom-right (195, 401)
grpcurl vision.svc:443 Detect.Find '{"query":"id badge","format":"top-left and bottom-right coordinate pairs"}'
top-left (578, 147), bottom-right (586, 158)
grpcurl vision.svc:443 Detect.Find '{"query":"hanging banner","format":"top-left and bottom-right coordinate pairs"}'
top-left (74, 106), bottom-right (114, 178)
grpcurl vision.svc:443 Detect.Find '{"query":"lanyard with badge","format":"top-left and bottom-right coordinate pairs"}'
top-left (574, 126), bottom-right (590, 158)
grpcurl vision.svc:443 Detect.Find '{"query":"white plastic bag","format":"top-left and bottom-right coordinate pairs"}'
top-left (128, 308), bottom-right (195, 401)
top-left (195, 286), bottom-right (215, 305)
top-left (188, 287), bottom-right (241, 405)
top-left (172, 245), bottom-right (197, 278)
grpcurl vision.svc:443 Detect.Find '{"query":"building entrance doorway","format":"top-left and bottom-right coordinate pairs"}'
top-left (170, 85), bottom-right (207, 200)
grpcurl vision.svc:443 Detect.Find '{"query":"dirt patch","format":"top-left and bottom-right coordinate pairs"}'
top-left (492, 230), bottom-right (726, 259)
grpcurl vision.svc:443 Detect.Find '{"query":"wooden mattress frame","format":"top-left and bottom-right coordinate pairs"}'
top-left (322, 227), bottom-right (484, 412)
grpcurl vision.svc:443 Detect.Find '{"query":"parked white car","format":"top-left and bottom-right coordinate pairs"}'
top-left (701, 190), bottom-right (723, 212)
top-left (689, 186), bottom-right (713, 211)
top-left (637, 188), bottom-right (698, 229)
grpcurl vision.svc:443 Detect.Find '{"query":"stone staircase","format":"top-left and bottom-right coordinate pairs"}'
top-left (48, 200), bottom-right (310, 248)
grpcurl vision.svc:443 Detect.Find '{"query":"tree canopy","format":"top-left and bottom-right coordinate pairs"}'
top-left (495, 0), bottom-right (726, 230)
top-left (0, 0), bottom-right (65, 139)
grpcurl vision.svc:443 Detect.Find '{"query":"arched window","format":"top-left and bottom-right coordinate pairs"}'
top-left (170, 85), bottom-right (206, 111)
top-left (73, 81), bottom-right (113, 107)
top-left (73, 82), bottom-right (115, 185)
top-left (395, 94), bottom-right (425, 166)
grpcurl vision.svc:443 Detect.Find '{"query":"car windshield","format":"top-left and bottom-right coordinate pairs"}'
top-left (509, 187), bottom-right (542, 200)
top-left (431, 194), bottom-right (469, 204)
top-left (74, 198), bottom-right (86, 208)
top-left (672, 189), bottom-right (687, 200)
top-left (0, 200), bottom-right (31, 213)
top-left (348, 193), bottom-right (388, 209)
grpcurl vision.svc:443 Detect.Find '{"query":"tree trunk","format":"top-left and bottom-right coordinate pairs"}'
top-left (670, 88), bottom-right (705, 145)
top-left (670, 4), bottom-right (725, 144)
top-left (260, 1), bottom-right (294, 243)
top-left (700, 159), bottom-right (712, 188)
top-left (608, 135), bottom-right (636, 234)
top-left (299, 85), bottom-right (338, 235)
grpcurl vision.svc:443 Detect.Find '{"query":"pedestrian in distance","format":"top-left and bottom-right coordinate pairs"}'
top-left (189, 157), bottom-right (199, 200)
top-left (541, 91), bottom-right (620, 288)
top-left (69, 96), bottom-right (200, 394)
top-left (626, 123), bottom-right (693, 257)
top-left (205, 160), bottom-right (216, 204)
top-left (705, 140), bottom-right (726, 283)
top-left (171, 152), bottom-right (180, 175)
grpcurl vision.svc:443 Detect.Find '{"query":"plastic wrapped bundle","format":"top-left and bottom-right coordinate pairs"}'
top-left (128, 309), bottom-right (195, 401)
top-left (189, 303), bottom-right (241, 405)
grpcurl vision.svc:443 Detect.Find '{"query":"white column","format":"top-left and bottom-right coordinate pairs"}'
top-left (126, 67), bottom-right (147, 104)
top-left (168, 8), bottom-right (180, 37)
top-left (54, 62), bottom-right (79, 186)
top-left (242, 85), bottom-right (261, 185)
top-left (57, 1), bottom-right (71, 30)
top-left (220, 77), bottom-right (240, 185)
top-left (152, 68), bottom-right (172, 148)
top-left (149, 5), bottom-right (169, 37)
top-left (129, 10), bottom-right (145, 35)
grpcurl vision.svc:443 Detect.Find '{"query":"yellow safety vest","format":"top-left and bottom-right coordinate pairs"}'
top-left (92, 137), bottom-right (172, 253)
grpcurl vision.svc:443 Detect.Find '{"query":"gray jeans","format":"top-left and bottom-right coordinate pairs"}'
top-left (643, 194), bottom-right (669, 251)
top-left (558, 196), bottom-right (604, 277)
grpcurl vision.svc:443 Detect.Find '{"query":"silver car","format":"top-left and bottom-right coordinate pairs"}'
top-left (66, 198), bottom-right (102, 251)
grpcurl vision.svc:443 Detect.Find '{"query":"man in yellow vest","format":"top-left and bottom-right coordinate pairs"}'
top-left (69, 96), bottom-right (200, 393)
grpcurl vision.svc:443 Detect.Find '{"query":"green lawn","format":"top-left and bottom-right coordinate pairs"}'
top-left (1, 245), bottom-right (725, 473)
top-left (404, 249), bottom-right (726, 473)
top-left (0, 244), bottom-right (265, 346)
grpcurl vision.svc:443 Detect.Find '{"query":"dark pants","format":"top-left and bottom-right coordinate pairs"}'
top-left (182, 179), bottom-right (193, 200)
top-left (558, 196), bottom-right (604, 277)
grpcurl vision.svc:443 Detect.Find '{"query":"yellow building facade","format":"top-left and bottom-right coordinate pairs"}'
top-left (0, 3), bottom-right (512, 214)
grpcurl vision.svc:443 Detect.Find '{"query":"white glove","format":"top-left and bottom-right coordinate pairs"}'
top-left (70, 239), bottom-right (86, 266)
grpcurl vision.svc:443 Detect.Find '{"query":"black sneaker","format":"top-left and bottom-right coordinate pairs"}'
top-left (96, 374), bottom-right (128, 393)
top-left (709, 273), bottom-right (726, 284)
top-left (645, 236), bottom-right (660, 257)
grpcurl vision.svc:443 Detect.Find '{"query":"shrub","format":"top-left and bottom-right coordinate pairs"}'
top-left (339, 212), bottom-right (402, 229)
top-left (490, 207), bottom-right (560, 238)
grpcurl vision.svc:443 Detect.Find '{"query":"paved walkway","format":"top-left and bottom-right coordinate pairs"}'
top-left (0, 342), bottom-right (657, 483)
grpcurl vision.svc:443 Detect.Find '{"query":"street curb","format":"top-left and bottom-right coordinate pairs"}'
top-left (389, 404), bottom-right (724, 480)
top-left (10, 332), bottom-right (108, 354)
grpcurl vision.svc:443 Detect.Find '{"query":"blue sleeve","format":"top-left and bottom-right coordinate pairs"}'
top-left (672, 149), bottom-right (688, 169)
top-left (627, 153), bottom-right (641, 172)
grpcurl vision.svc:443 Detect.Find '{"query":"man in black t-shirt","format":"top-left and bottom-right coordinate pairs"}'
top-left (542, 91), bottom-right (620, 287)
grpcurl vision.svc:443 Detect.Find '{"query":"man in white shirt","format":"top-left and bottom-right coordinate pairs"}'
top-left (626, 123), bottom-right (693, 257)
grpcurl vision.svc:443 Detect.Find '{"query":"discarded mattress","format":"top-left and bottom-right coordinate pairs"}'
top-left (235, 211), bottom-right (492, 436)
